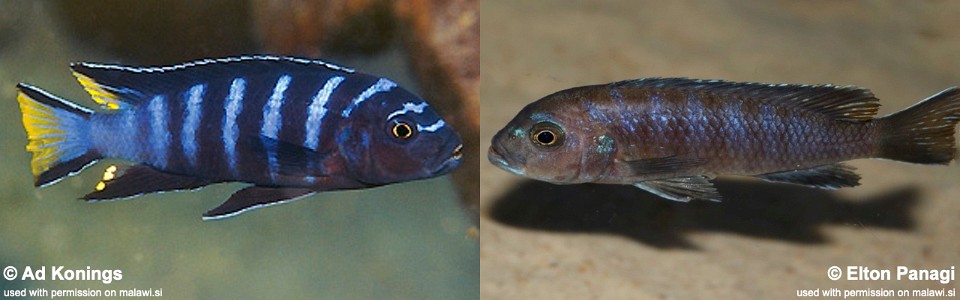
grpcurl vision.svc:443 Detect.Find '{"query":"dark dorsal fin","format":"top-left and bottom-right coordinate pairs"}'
top-left (70, 55), bottom-right (356, 110)
top-left (610, 77), bottom-right (880, 122)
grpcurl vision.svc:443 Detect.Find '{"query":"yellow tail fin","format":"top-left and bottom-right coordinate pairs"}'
top-left (17, 83), bottom-right (100, 187)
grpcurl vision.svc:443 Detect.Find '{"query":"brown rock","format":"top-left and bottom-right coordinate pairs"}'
top-left (54, 0), bottom-right (256, 64)
top-left (395, 0), bottom-right (480, 222)
top-left (251, 0), bottom-right (396, 56)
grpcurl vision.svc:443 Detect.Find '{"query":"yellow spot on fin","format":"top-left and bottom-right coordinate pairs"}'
top-left (102, 165), bottom-right (118, 181)
top-left (95, 181), bottom-right (106, 191)
top-left (73, 72), bottom-right (128, 110)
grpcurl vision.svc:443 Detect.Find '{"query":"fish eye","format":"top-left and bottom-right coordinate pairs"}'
top-left (530, 122), bottom-right (564, 147)
top-left (392, 122), bottom-right (414, 140)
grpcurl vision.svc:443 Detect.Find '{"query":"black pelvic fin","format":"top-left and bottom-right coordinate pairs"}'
top-left (202, 186), bottom-right (316, 220)
top-left (633, 176), bottom-right (721, 202)
top-left (755, 163), bottom-right (860, 190)
top-left (82, 164), bottom-right (211, 201)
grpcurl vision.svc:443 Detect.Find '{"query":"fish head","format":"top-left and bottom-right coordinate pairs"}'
top-left (489, 90), bottom-right (612, 184)
top-left (338, 87), bottom-right (463, 185)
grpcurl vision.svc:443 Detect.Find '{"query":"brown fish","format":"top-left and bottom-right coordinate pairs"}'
top-left (488, 78), bottom-right (960, 201)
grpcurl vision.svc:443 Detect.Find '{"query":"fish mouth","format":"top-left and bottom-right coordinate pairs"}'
top-left (451, 144), bottom-right (463, 160)
top-left (487, 145), bottom-right (525, 176)
top-left (433, 144), bottom-right (463, 175)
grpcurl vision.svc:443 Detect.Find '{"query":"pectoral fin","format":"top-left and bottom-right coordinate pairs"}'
top-left (83, 164), bottom-right (211, 201)
top-left (755, 163), bottom-right (860, 189)
top-left (633, 176), bottom-right (721, 202)
top-left (203, 186), bottom-right (316, 220)
top-left (240, 134), bottom-right (329, 177)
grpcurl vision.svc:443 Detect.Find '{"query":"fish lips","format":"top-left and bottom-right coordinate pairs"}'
top-left (431, 143), bottom-right (463, 176)
top-left (487, 145), bottom-right (525, 176)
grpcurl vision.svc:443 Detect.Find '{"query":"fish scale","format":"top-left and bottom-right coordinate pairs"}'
top-left (489, 77), bottom-right (960, 202)
top-left (16, 56), bottom-right (463, 220)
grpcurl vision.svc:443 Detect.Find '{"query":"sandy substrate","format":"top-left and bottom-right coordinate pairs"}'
top-left (480, 1), bottom-right (960, 299)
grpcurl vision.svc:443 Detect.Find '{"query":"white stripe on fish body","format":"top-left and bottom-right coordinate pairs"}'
top-left (261, 74), bottom-right (291, 140)
top-left (386, 102), bottom-right (429, 120)
top-left (182, 83), bottom-right (206, 168)
top-left (342, 78), bottom-right (396, 118)
top-left (261, 74), bottom-right (291, 182)
top-left (148, 95), bottom-right (170, 169)
top-left (305, 76), bottom-right (345, 151)
top-left (223, 77), bottom-right (246, 177)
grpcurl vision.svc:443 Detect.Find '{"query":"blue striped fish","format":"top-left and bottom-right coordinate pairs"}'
top-left (17, 56), bottom-right (463, 220)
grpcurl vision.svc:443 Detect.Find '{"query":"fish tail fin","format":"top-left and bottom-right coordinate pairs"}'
top-left (17, 83), bottom-right (101, 187)
top-left (878, 87), bottom-right (960, 164)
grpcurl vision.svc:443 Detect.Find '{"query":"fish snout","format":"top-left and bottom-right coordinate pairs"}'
top-left (487, 145), bottom-right (505, 165)
top-left (488, 145), bottom-right (525, 176)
